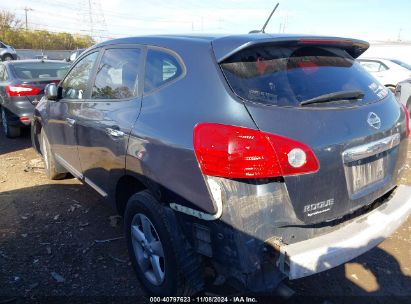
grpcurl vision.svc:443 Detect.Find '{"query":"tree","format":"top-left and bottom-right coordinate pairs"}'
top-left (0, 9), bottom-right (95, 50)
top-left (0, 10), bottom-right (23, 38)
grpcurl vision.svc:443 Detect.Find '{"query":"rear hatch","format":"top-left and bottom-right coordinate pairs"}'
top-left (216, 37), bottom-right (409, 224)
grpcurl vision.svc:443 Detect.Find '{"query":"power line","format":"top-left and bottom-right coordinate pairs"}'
top-left (77, 0), bottom-right (108, 41)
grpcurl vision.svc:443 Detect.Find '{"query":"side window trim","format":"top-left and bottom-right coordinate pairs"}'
top-left (377, 61), bottom-right (389, 71)
top-left (90, 44), bottom-right (146, 101)
top-left (59, 49), bottom-right (101, 101)
top-left (359, 60), bottom-right (387, 73)
top-left (143, 46), bottom-right (186, 96)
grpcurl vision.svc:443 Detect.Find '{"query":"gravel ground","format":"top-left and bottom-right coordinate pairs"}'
top-left (1, 129), bottom-right (411, 303)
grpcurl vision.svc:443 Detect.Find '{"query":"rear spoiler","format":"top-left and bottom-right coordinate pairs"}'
top-left (212, 35), bottom-right (370, 63)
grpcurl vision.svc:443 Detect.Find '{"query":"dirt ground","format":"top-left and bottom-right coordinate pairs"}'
top-left (1, 129), bottom-right (411, 303)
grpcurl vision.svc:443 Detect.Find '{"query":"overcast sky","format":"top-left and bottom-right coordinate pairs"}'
top-left (1, 0), bottom-right (410, 42)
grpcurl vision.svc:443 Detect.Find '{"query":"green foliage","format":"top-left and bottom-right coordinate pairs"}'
top-left (0, 9), bottom-right (95, 50)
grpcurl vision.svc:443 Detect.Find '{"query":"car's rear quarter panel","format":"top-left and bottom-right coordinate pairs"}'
top-left (126, 39), bottom-right (258, 214)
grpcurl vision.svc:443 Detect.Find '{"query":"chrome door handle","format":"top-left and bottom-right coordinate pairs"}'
top-left (106, 127), bottom-right (125, 138)
top-left (66, 118), bottom-right (76, 126)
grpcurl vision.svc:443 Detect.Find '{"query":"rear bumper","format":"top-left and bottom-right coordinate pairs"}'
top-left (3, 99), bottom-right (35, 126)
top-left (278, 184), bottom-right (411, 280)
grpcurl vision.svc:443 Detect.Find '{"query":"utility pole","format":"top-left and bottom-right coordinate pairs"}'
top-left (88, 0), bottom-right (94, 38)
top-left (23, 7), bottom-right (33, 31)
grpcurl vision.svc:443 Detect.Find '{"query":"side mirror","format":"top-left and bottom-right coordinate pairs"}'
top-left (45, 83), bottom-right (58, 101)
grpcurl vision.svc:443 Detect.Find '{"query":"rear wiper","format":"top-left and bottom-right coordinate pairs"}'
top-left (300, 90), bottom-right (364, 106)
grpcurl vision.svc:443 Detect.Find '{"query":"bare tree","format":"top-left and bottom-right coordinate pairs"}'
top-left (0, 10), bottom-right (23, 34)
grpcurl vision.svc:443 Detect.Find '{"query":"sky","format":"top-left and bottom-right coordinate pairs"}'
top-left (1, 0), bottom-right (410, 43)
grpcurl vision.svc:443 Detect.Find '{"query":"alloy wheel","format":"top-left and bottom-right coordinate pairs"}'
top-left (131, 213), bottom-right (165, 286)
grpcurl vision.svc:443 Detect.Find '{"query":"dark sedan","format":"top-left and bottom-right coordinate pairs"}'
top-left (0, 60), bottom-right (70, 137)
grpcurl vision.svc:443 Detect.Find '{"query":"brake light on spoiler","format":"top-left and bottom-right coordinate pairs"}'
top-left (193, 123), bottom-right (319, 179)
top-left (6, 84), bottom-right (42, 97)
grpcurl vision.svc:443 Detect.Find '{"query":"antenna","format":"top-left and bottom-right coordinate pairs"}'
top-left (249, 3), bottom-right (280, 34)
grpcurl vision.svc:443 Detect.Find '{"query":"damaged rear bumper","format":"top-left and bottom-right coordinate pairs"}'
top-left (278, 184), bottom-right (411, 280)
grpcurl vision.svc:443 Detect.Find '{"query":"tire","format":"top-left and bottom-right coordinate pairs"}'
top-left (2, 54), bottom-right (13, 61)
top-left (40, 129), bottom-right (66, 180)
top-left (1, 107), bottom-right (21, 138)
top-left (125, 191), bottom-right (203, 296)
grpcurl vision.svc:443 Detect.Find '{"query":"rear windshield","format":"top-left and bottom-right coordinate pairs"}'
top-left (220, 45), bottom-right (388, 107)
top-left (12, 62), bottom-right (70, 80)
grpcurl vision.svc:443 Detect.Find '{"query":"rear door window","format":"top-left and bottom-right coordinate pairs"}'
top-left (144, 49), bottom-right (184, 93)
top-left (92, 48), bottom-right (141, 99)
top-left (220, 45), bottom-right (388, 107)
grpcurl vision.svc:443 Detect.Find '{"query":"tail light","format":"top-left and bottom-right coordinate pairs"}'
top-left (400, 103), bottom-right (410, 138)
top-left (6, 85), bottom-right (42, 97)
top-left (193, 123), bottom-right (319, 179)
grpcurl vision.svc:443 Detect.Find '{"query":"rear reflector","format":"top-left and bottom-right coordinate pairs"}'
top-left (193, 123), bottom-right (319, 179)
top-left (19, 117), bottom-right (30, 122)
top-left (6, 85), bottom-right (42, 97)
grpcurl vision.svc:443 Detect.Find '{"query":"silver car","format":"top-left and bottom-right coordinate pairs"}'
top-left (0, 41), bottom-right (18, 61)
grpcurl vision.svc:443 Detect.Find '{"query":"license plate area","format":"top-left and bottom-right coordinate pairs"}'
top-left (344, 152), bottom-right (388, 196)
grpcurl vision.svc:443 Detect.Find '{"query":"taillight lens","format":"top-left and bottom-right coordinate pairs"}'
top-left (400, 103), bottom-right (410, 137)
top-left (266, 133), bottom-right (319, 176)
top-left (193, 123), bottom-right (319, 178)
top-left (6, 85), bottom-right (42, 97)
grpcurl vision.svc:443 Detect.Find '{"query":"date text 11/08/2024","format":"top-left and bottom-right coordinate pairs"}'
top-left (149, 297), bottom-right (258, 303)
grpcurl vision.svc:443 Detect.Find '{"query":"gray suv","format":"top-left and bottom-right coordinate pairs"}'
top-left (0, 41), bottom-right (17, 61)
top-left (31, 34), bottom-right (411, 295)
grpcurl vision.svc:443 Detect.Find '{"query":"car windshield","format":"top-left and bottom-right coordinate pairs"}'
top-left (220, 45), bottom-right (388, 107)
top-left (390, 59), bottom-right (411, 71)
top-left (12, 62), bottom-right (70, 80)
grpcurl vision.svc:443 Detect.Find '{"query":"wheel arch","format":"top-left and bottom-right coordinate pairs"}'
top-left (1, 53), bottom-right (13, 60)
top-left (115, 174), bottom-right (148, 215)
